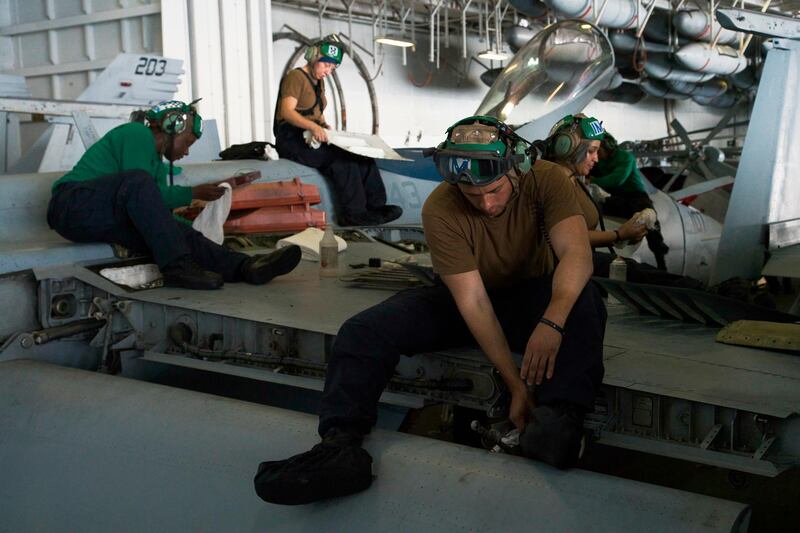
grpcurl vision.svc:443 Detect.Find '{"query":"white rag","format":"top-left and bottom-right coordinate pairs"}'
top-left (276, 227), bottom-right (347, 261)
top-left (191, 182), bottom-right (232, 245)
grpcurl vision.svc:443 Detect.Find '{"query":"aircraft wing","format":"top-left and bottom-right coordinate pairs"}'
top-left (669, 176), bottom-right (735, 203)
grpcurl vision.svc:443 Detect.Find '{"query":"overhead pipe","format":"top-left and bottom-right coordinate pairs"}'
top-left (463, 0), bottom-right (474, 58)
top-left (317, 0), bottom-right (330, 39)
top-left (344, 0), bottom-right (356, 55)
top-left (430, 0), bottom-right (445, 63)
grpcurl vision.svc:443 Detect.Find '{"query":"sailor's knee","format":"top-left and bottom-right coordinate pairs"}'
top-left (331, 313), bottom-right (399, 368)
top-left (121, 169), bottom-right (154, 186)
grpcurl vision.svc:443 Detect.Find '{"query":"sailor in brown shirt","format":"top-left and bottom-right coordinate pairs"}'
top-left (273, 38), bottom-right (402, 226)
top-left (254, 116), bottom-right (607, 506)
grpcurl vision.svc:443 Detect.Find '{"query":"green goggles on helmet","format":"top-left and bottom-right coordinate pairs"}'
top-left (428, 116), bottom-right (526, 186)
top-left (433, 149), bottom-right (521, 186)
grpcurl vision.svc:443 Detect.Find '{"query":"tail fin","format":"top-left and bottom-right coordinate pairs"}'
top-left (78, 53), bottom-right (184, 106)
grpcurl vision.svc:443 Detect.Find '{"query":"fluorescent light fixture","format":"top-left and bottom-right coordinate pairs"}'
top-left (477, 49), bottom-right (510, 61)
top-left (375, 34), bottom-right (415, 48)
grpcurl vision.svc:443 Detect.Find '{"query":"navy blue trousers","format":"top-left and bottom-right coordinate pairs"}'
top-left (47, 169), bottom-right (247, 281)
top-left (319, 277), bottom-right (607, 436)
top-left (275, 123), bottom-right (387, 219)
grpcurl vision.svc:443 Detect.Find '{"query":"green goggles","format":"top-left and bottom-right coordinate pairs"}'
top-left (433, 149), bottom-right (519, 186)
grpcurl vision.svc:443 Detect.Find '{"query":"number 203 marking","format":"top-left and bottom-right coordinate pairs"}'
top-left (135, 57), bottom-right (167, 76)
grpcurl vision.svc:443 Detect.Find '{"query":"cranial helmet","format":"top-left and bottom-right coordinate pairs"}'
top-left (145, 99), bottom-right (203, 138)
top-left (429, 115), bottom-right (533, 186)
top-left (304, 39), bottom-right (344, 65)
top-left (546, 114), bottom-right (605, 161)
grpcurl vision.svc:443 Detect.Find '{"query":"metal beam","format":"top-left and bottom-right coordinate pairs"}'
top-left (0, 97), bottom-right (140, 119)
top-left (6, 58), bottom-right (114, 79)
top-left (0, 4), bottom-right (161, 36)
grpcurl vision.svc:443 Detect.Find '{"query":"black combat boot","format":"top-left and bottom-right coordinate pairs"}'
top-left (519, 402), bottom-right (585, 470)
top-left (161, 256), bottom-right (224, 290)
top-left (239, 245), bottom-right (302, 285)
top-left (254, 427), bottom-right (373, 505)
top-left (373, 204), bottom-right (403, 224)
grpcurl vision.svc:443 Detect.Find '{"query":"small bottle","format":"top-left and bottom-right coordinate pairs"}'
top-left (319, 225), bottom-right (339, 278)
top-left (608, 255), bottom-right (627, 305)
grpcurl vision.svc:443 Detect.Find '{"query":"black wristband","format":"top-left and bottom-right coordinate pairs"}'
top-left (539, 317), bottom-right (565, 336)
top-left (613, 230), bottom-right (620, 243)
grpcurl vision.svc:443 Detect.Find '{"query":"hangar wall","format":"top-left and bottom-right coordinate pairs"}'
top-left (0, 0), bottom-right (746, 158)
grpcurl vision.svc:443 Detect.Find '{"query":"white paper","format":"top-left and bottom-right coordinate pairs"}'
top-left (276, 227), bottom-right (347, 261)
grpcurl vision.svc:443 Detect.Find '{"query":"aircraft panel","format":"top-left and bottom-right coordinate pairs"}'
top-left (0, 360), bottom-right (750, 532)
top-left (603, 306), bottom-right (800, 418)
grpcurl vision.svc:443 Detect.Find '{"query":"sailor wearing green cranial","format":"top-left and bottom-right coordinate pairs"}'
top-left (253, 115), bottom-right (607, 505)
top-left (47, 99), bottom-right (301, 290)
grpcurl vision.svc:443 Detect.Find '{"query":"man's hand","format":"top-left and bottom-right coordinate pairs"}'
top-left (192, 183), bottom-right (226, 201)
top-left (310, 124), bottom-right (328, 143)
top-left (521, 322), bottom-right (563, 386)
top-left (509, 385), bottom-right (534, 430)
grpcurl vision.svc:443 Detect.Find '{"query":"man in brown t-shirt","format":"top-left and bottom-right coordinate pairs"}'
top-left (254, 116), bottom-right (607, 506)
top-left (273, 39), bottom-right (402, 226)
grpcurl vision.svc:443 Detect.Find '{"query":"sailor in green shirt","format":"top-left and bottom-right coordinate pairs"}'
top-left (590, 132), bottom-right (670, 270)
top-left (47, 100), bottom-right (301, 289)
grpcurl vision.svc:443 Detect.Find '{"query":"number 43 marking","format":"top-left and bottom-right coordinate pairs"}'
top-left (134, 57), bottom-right (167, 76)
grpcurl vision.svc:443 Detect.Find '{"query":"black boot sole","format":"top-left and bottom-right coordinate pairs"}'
top-left (244, 245), bottom-right (302, 285)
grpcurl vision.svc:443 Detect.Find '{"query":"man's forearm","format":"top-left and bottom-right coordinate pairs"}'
top-left (458, 294), bottom-right (526, 394)
top-left (543, 247), bottom-right (592, 326)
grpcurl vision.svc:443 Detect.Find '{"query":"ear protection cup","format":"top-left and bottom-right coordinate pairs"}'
top-left (161, 109), bottom-right (187, 136)
top-left (550, 125), bottom-right (583, 160)
top-left (304, 44), bottom-right (318, 63)
top-left (513, 139), bottom-right (532, 173)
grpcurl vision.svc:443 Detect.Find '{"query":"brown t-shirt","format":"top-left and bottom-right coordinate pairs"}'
top-left (422, 159), bottom-right (583, 289)
top-left (573, 177), bottom-right (600, 230)
top-left (276, 68), bottom-right (327, 126)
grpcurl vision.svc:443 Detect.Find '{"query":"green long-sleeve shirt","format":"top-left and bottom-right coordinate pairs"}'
top-left (52, 122), bottom-right (193, 209)
top-left (590, 148), bottom-right (646, 195)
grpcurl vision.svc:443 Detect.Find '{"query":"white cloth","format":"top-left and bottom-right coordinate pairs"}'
top-left (191, 182), bottom-right (232, 245)
top-left (276, 227), bottom-right (347, 261)
top-left (99, 264), bottom-right (162, 289)
top-left (264, 144), bottom-right (280, 160)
